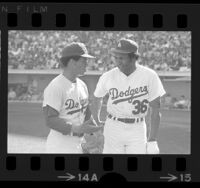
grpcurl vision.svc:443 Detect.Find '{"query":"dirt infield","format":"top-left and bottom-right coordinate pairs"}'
top-left (7, 101), bottom-right (190, 154)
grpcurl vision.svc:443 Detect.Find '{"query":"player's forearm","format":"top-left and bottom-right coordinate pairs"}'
top-left (148, 110), bottom-right (161, 142)
top-left (71, 119), bottom-right (103, 134)
top-left (46, 116), bottom-right (72, 135)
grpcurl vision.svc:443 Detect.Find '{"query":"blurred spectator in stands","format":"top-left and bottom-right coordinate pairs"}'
top-left (31, 93), bottom-right (40, 101)
top-left (18, 83), bottom-right (28, 100)
top-left (171, 97), bottom-right (178, 108)
top-left (160, 62), bottom-right (170, 71)
top-left (8, 87), bottom-right (16, 100)
top-left (15, 84), bottom-right (23, 98)
top-left (174, 95), bottom-right (188, 109)
top-left (164, 93), bottom-right (173, 109)
top-left (179, 62), bottom-right (191, 71)
top-left (27, 79), bottom-right (38, 97)
top-left (169, 59), bottom-right (182, 71)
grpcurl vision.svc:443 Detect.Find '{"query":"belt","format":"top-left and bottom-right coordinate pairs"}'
top-left (107, 113), bottom-right (144, 124)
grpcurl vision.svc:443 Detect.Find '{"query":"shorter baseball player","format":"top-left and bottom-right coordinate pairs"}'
top-left (90, 38), bottom-right (166, 154)
top-left (43, 42), bottom-right (103, 153)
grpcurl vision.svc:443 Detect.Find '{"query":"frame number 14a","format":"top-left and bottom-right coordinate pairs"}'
top-left (78, 173), bottom-right (98, 182)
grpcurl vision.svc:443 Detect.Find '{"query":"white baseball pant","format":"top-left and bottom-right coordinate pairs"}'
top-left (103, 118), bottom-right (147, 154)
top-left (45, 129), bottom-right (83, 153)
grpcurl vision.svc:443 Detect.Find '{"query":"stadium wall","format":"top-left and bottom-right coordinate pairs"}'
top-left (8, 71), bottom-right (191, 99)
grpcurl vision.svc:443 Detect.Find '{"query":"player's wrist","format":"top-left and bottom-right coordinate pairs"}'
top-left (94, 119), bottom-right (104, 127)
top-left (61, 122), bottom-right (73, 135)
top-left (148, 138), bottom-right (157, 142)
top-left (71, 124), bottom-right (81, 134)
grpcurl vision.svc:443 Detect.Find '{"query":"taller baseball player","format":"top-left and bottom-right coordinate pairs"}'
top-left (42, 42), bottom-right (103, 153)
top-left (90, 38), bottom-right (166, 154)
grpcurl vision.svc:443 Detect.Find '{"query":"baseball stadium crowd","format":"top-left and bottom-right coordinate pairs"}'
top-left (8, 31), bottom-right (191, 71)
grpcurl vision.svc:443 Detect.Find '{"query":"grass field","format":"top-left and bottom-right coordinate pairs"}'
top-left (7, 101), bottom-right (191, 154)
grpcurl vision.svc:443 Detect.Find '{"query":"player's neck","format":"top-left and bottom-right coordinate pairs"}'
top-left (62, 70), bottom-right (77, 83)
top-left (120, 63), bottom-right (137, 76)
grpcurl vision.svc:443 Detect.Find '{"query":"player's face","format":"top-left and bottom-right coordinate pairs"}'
top-left (112, 53), bottom-right (133, 72)
top-left (75, 57), bottom-right (87, 76)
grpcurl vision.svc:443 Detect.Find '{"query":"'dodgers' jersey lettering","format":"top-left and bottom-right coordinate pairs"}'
top-left (94, 64), bottom-right (166, 118)
top-left (43, 74), bottom-right (89, 126)
top-left (109, 86), bottom-right (148, 105)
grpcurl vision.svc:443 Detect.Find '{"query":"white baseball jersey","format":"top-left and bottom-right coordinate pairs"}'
top-left (94, 63), bottom-right (166, 118)
top-left (43, 73), bottom-right (89, 153)
top-left (94, 63), bottom-right (166, 154)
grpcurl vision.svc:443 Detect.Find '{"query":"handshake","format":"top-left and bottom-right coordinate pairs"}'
top-left (71, 118), bottom-right (105, 134)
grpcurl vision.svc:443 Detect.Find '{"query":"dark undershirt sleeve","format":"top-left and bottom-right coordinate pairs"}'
top-left (43, 105), bottom-right (72, 135)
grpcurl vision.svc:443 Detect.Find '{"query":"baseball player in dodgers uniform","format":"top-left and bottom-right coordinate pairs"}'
top-left (91, 38), bottom-right (166, 154)
top-left (43, 42), bottom-right (103, 153)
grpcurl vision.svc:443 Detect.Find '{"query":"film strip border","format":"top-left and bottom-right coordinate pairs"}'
top-left (0, 12), bottom-right (188, 28)
top-left (0, 3), bottom-right (199, 182)
top-left (0, 3), bottom-right (194, 29)
top-left (0, 155), bottom-right (191, 182)
top-left (3, 156), bottom-right (187, 172)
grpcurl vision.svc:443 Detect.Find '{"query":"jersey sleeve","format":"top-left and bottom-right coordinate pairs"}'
top-left (94, 73), bottom-right (108, 98)
top-left (148, 71), bottom-right (166, 102)
top-left (42, 84), bottom-right (62, 112)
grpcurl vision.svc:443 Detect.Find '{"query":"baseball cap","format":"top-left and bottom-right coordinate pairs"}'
top-left (111, 38), bottom-right (139, 55)
top-left (61, 42), bottom-right (95, 59)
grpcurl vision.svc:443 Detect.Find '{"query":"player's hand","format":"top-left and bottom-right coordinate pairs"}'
top-left (97, 121), bottom-right (105, 127)
top-left (72, 119), bottom-right (104, 134)
top-left (81, 122), bottom-right (104, 134)
top-left (92, 119), bottom-right (105, 128)
top-left (146, 141), bottom-right (160, 154)
top-left (84, 118), bottom-right (105, 128)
